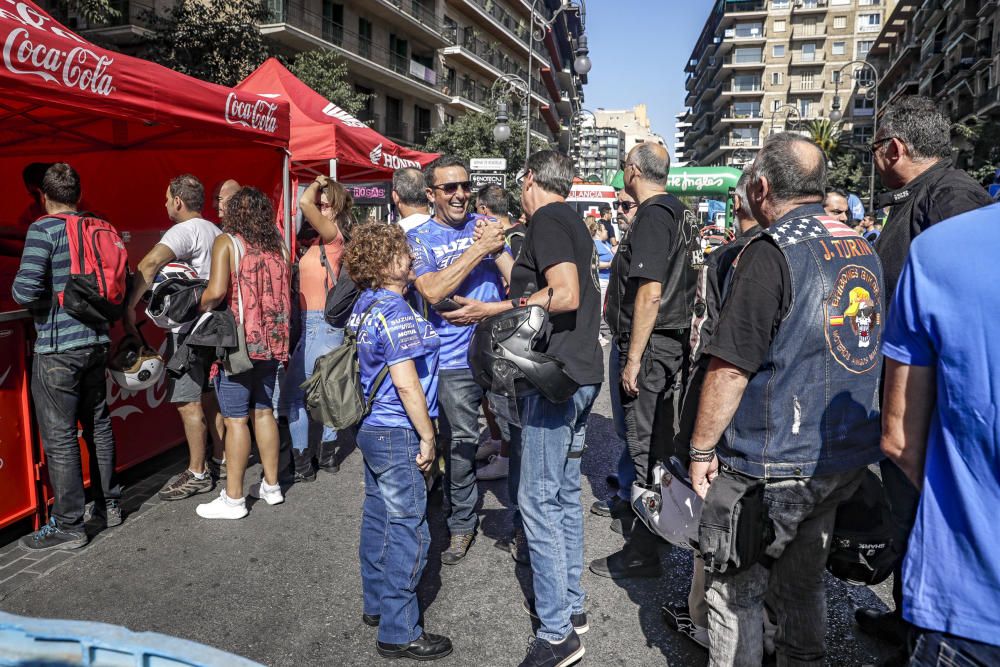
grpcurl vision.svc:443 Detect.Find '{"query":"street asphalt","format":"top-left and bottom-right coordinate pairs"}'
top-left (0, 350), bottom-right (897, 666)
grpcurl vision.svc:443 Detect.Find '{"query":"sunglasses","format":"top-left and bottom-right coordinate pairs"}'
top-left (516, 170), bottom-right (529, 187)
top-left (432, 181), bottom-right (473, 195)
top-left (866, 137), bottom-right (895, 156)
top-left (615, 200), bottom-right (635, 212)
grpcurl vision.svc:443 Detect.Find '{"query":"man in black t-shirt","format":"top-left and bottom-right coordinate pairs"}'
top-left (591, 142), bottom-right (698, 581)
top-left (599, 204), bottom-right (618, 247)
top-left (468, 150), bottom-right (602, 667)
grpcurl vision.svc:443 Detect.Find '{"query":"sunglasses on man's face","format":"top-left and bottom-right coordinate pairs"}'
top-left (615, 200), bottom-right (635, 212)
top-left (866, 137), bottom-right (895, 156)
top-left (432, 181), bottom-right (473, 195)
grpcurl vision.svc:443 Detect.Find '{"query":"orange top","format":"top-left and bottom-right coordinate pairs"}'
top-left (297, 234), bottom-right (344, 311)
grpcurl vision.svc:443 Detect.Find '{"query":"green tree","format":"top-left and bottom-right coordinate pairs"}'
top-left (55, 0), bottom-right (120, 24)
top-left (827, 149), bottom-right (868, 199)
top-left (142, 0), bottom-right (271, 87)
top-left (806, 118), bottom-right (841, 159)
top-left (954, 118), bottom-right (1000, 185)
top-left (280, 50), bottom-right (372, 119)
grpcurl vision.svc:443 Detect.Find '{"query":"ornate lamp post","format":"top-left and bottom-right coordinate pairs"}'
top-left (494, 0), bottom-right (591, 164)
top-left (491, 73), bottom-right (530, 144)
top-left (830, 60), bottom-right (881, 212)
top-left (769, 103), bottom-right (801, 134)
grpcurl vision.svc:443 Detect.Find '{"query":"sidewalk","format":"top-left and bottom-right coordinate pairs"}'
top-left (0, 384), bottom-right (896, 666)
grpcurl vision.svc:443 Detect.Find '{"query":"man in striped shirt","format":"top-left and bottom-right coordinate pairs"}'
top-left (12, 163), bottom-right (122, 551)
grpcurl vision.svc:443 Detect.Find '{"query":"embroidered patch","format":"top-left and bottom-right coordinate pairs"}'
top-left (825, 264), bottom-right (882, 374)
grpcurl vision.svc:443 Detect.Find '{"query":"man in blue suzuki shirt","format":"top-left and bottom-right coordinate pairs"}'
top-left (407, 155), bottom-right (512, 565)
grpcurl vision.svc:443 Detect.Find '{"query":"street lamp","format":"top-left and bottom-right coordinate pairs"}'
top-left (491, 73), bottom-right (530, 144)
top-left (830, 60), bottom-right (881, 213)
top-left (521, 0), bottom-right (590, 162)
top-left (769, 103), bottom-right (800, 134)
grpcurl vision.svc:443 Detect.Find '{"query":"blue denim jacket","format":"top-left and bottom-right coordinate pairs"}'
top-left (721, 205), bottom-right (884, 478)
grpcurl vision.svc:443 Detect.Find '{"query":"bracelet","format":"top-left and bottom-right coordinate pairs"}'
top-left (689, 447), bottom-right (716, 463)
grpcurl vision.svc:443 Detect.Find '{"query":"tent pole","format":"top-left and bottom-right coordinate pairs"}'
top-left (329, 158), bottom-right (338, 180)
top-left (283, 150), bottom-right (292, 249)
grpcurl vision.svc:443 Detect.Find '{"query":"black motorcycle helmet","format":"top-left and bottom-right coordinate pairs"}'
top-left (468, 304), bottom-right (579, 404)
top-left (826, 468), bottom-right (902, 586)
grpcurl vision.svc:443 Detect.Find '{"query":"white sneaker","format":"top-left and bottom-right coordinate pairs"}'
top-left (476, 454), bottom-right (509, 480)
top-left (475, 438), bottom-right (501, 462)
top-left (196, 490), bottom-right (248, 520)
top-left (250, 481), bottom-right (284, 506)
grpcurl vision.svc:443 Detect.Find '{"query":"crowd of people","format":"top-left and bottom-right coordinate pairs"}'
top-left (10, 93), bottom-right (999, 667)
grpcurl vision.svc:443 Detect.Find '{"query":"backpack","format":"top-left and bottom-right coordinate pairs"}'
top-left (51, 213), bottom-right (128, 326)
top-left (300, 297), bottom-right (390, 430)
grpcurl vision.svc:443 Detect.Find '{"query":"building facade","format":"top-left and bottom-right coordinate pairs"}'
top-left (682, 0), bottom-right (895, 168)
top-left (52, 0), bottom-right (587, 149)
top-left (594, 105), bottom-right (666, 151)
top-left (573, 124), bottom-right (624, 184)
top-left (673, 110), bottom-right (692, 167)
top-left (870, 0), bottom-right (998, 129)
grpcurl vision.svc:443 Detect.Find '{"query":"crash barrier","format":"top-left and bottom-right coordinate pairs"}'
top-left (0, 611), bottom-right (264, 667)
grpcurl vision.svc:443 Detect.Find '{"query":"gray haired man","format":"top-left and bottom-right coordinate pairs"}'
top-left (688, 134), bottom-right (884, 665)
top-left (392, 167), bottom-right (431, 232)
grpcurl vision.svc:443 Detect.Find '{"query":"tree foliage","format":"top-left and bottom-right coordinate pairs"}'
top-left (954, 118), bottom-right (1000, 186)
top-left (142, 0), bottom-right (271, 87)
top-left (827, 149), bottom-right (869, 200)
top-left (806, 119), bottom-right (840, 159)
top-left (56, 0), bottom-right (120, 24)
top-left (280, 51), bottom-right (371, 119)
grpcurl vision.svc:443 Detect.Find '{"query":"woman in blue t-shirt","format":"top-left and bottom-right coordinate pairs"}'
top-left (588, 216), bottom-right (613, 346)
top-left (342, 223), bottom-right (451, 661)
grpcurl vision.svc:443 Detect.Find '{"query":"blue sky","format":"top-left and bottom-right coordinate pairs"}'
top-left (584, 0), bottom-right (716, 152)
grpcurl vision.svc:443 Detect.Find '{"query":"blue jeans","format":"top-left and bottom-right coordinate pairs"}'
top-left (909, 631), bottom-right (1000, 667)
top-left (284, 311), bottom-right (344, 453)
top-left (511, 384), bottom-right (600, 642)
top-left (357, 425), bottom-right (430, 644)
top-left (437, 369), bottom-right (486, 536)
top-left (213, 359), bottom-right (279, 419)
top-left (609, 339), bottom-right (635, 501)
top-left (32, 345), bottom-right (121, 532)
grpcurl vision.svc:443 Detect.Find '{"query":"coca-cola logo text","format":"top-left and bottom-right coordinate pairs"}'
top-left (225, 92), bottom-right (279, 134)
top-left (2, 26), bottom-right (114, 95)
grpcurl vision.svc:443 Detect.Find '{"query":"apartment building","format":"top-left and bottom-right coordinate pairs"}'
top-left (870, 0), bottom-right (998, 129)
top-left (682, 0), bottom-right (894, 168)
top-left (674, 110), bottom-right (692, 167)
top-left (594, 105), bottom-right (666, 151)
top-left (573, 124), bottom-right (625, 184)
top-left (54, 0), bottom-right (586, 148)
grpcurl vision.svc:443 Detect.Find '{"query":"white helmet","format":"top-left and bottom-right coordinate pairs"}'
top-left (145, 261), bottom-right (200, 329)
top-left (631, 457), bottom-right (703, 551)
top-left (109, 337), bottom-right (165, 391)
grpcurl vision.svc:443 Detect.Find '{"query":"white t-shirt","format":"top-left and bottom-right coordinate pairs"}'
top-left (398, 212), bottom-right (431, 233)
top-left (159, 217), bottom-right (222, 279)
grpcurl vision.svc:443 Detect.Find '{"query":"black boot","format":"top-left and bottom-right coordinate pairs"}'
top-left (292, 448), bottom-right (316, 483)
top-left (589, 523), bottom-right (661, 579)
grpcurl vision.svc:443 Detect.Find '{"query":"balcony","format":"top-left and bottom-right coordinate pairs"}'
top-left (791, 52), bottom-right (824, 65)
top-left (70, 0), bottom-right (155, 44)
top-left (789, 80), bottom-right (826, 94)
top-left (722, 54), bottom-right (766, 69)
top-left (364, 0), bottom-right (452, 48)
top-left (977, 85), bottom-right (1000, 113)
top-left (979, 0), bottom-right (998, 18)
top-left (723, 1), bottom-right (768, 15)
top-left (455, 0), bottom-right (548, 63)
top-left (722, 27), bottom-right (767, 43)
top-left (722, 136), bottom-right (762, 150)
top-left (721, 109), bottom-right (765, 121)
top-left (260, 3), bottom-right (450, 104)
top-left (790, 25), bottom-right (826, 40)
top-left (793, 0), bottom-right (829, 13)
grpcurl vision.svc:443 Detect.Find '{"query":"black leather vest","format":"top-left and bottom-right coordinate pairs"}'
top-left (606, 193), bottom-right (699, 341)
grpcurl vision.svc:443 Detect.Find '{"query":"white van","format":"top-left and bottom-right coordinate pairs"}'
top-left (566, 184), bottom-right (618, 220)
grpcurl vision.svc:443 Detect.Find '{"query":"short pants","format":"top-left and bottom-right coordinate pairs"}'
top-left (213, 359), bottom-right (279, 419)
top-left (166, 332), bottom-right (213, 404)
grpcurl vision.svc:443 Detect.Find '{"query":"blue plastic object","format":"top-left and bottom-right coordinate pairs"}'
top-left (0, 611), bottom-right (264, 667)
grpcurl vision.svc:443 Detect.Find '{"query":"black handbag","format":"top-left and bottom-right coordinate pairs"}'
top-left (698, 469), bottom-right (774, 575)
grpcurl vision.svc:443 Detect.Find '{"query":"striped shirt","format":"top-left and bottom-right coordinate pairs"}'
top-left (12, 213), bottom-right (110, 354)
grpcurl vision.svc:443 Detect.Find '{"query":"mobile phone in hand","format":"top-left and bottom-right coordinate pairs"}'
top-left (431, 297), bottom-right (462, 313)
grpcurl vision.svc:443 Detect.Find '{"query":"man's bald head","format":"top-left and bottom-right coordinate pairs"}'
top-left (627, 142), bottom-right (670, 187)
top-left (215, 179), bottom-right (241, 219)
top-left (750, 133), bottom-right (825, 204)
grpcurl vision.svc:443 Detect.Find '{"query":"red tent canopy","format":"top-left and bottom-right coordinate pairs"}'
top-left (0, 0), bottom-right (293, 246)
top-left (238, 58), bottom-right (438, 182)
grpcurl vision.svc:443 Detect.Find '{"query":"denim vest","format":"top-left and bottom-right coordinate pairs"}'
top-left (721, 208), bottom-right (884, 479)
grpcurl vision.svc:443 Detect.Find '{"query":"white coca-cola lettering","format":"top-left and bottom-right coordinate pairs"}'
top-left (225, 92), bottom-right (278, 134)
top-left (0, 0), bottom-right (85, 43)
top-left (3, 27), bottom-right (114, 95)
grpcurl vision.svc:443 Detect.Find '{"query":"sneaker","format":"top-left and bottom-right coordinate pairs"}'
top-left (662, 604), bottom-right (709, 650)
top-left (19, 518), bottom-right (87, 552)
top-left (523, 599), bottom-right (589, 635)
top-left (196, 490), bottom-right (248, 520)
top-left (477, 454), bottom-right (509, 480)
top-left (250, 481), bottom-right (285, 506)
top-left (518, 630), bottom-right (584, 667)
top-left (441, 533), bottom-right (475, 565)
top-left (511, 528), bottom-right (530, 565)
top-left (475, 438), bottom-right (501, 462)
top-left (84, 500), bottom-right (123, 528)
top-left (158, 469), bottom-right (213, 501)
top-left (207, 458), bottom-right (227, 481)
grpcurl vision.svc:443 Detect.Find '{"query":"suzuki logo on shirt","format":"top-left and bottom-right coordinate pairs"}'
top-left (431, 238), bottom-right (476, 267)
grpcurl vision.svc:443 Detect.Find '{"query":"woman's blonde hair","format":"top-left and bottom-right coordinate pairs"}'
top-left (585, 215), bottom-right (600, 237)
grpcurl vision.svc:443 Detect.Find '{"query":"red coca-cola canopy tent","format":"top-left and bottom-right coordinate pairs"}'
top-left (0, 0), bottom-right (293, 241)
top-left (237, 58), bottom-right (438, 182)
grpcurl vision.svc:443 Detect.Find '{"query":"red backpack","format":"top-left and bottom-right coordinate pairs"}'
top-left (50, 213), bottom-right (129, 325)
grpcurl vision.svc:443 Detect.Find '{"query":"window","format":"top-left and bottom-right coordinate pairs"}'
top-left (773, 19), bottom-right (786, 33)
top-left (414, 106), bottom-right (432, 144)
top-left (771, 71), bottom-right (783, 85)
top-left (831, 69), bottom-right (842, 84)
top-left (832, 41), bottom-right (846, 56)
top-left (733, 73), bottom-right (762, 92)
top-left (735, 22), bottom-right (763, 37)
top-left (798, 99), bottom-right (812, 117)
top-left (833, 16), bottom-right (847, 29)
top-left (772, 99), bottom-right (782, 112)
top-left (856, 40), bottom-right (874, 59)
top-left (853, 96), bottom-right (875, 116)
top-left (773, 44), bottom-right (786, 57)
top-left (733, 100), bottom-right (761, 118)
top-left (800, 72), bottom-right (815, 89)
top-left (731, 127), bottom-right (760, 145)
top-left (772, 0), bottom-right (790, 7)
top-left (859, 0), bottom-right (881, 5)
top-left (734, 47), bottom-right (763, 63)
top-left (801, 43), bottom-right (816, 62)
top-left (358, 17), bottom-right (372, 59)
top-left (322, 1), bottom-right (343, 44)
top-left (858, 13), bottom-right (882, 33)
top-left (389, 34), bottom-right (409, 74)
